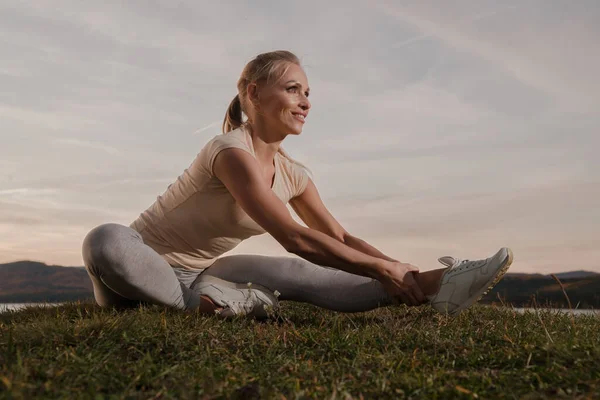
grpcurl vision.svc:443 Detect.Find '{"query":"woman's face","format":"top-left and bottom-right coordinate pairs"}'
top-left (251, 63), bottom-right (311, 136)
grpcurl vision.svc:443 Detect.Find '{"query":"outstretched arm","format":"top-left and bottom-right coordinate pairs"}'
top-left (213, 148), bottom-right (386, 280)
top-left (289, 179), bottom-right (399, 263)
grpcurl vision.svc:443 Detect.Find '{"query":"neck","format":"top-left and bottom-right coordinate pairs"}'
top-left (245, 120), bottom-right (285, 166)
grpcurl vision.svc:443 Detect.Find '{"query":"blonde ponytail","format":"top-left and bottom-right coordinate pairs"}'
top-left (222, 94), bottom-right (244, 134)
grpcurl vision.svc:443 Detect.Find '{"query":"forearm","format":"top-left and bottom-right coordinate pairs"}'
top-left (342, 234), bottom-right (399, 263)
top-left (343, 233), bottom-right (440, 295)
top-left (287, 227), bottom-right (389, 280)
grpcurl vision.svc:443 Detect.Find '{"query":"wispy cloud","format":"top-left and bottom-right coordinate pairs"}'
top-left (54, 138), bottom-right (123, 157)
top-left (380, 1), bottom-right (600, 111)
top-left (193, 120), bottom-right (221, 135)
top-left (391, 4), bottom-right (521, 50)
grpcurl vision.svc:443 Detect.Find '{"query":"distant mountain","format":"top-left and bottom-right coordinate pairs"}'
top-left (551, 270), bottom-right (599, 279)
top-left (1, 261), bottom-right (599, 308)
top-left (481, 272), bottom-right (600, 309)
top-left (499, 271), bottom-right (599, 280)
top-left (0, 261), bottom-right (93, 303)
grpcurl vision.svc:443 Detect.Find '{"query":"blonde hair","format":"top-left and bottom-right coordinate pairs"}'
top-left (222, 50), bottom-right (313, 179)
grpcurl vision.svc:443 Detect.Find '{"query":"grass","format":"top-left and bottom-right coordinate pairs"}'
top-left (1, 301), bottom-right (599, 399)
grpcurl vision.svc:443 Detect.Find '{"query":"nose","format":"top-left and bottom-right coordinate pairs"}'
top-left (299, 95), bottom-right (311, 111)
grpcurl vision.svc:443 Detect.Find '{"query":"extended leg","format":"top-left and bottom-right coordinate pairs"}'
top-left (194, 254), bottom-right (395, 313)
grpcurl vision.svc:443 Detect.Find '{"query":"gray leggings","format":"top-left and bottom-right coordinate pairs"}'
top-left (82, 223), bottom-right (393, 313)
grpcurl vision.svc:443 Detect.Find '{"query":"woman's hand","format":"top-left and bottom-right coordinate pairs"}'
top-left (377, 261), bottom-right (427, 306)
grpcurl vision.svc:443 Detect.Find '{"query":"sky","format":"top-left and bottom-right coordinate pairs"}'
top-left (1, 0), bottom-right (598, 273)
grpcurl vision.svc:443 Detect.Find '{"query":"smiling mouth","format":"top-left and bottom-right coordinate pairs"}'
top-left (292, 113), bottom-right (305, 123)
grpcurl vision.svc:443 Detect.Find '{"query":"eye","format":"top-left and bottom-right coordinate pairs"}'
top-left (287, 86), bottom-right (309, 98)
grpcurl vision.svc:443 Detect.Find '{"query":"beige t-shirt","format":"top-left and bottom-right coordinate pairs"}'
top-left (129, 126), bottom-right (310, 271)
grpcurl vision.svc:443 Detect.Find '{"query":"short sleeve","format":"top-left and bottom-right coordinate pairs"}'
top-left (290, 162), bottom-right (311, 198)
top-left (200, 133), bottom-right (254, 177)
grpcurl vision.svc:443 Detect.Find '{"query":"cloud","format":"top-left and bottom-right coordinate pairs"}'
top-left (193, 120), bottom-right (222, 135)
top-left (54, 138), bottom-right (123, 157)
top-left (380, 1), bottom-right (600, 112)
top-left (391, 4), bottom-right (521, 50)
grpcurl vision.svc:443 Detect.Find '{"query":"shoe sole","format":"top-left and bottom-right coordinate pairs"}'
top-left (449, 247), bottom-right (514, 316)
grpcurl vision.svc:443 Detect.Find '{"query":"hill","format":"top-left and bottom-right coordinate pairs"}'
top-left (0, 261), bottom-right (93, 303)
top-left (481, 271), bottom-right (600, 308)
top-left (0, 261), bottom-right (599, 308)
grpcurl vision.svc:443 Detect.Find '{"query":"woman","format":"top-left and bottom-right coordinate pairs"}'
top-left (82, 50), bottom-right (513, 318)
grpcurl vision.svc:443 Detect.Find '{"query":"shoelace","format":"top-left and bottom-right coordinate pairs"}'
top-left (220, 289), bottom-right (257, 315)
top-left (453, 258), bottom-right (489, 272)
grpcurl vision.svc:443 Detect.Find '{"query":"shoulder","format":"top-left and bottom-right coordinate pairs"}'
top-left (199, 128), bottom-right (254, 175)
top-left (278, 148), bottom-right (311, 176)
top-left (277, 151), bottom-right (311, 198)
top-left (203, 128), bottom-right (250, 154)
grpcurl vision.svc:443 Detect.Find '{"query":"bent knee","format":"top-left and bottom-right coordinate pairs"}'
top-left (82, 223), bottom-right (140, 271)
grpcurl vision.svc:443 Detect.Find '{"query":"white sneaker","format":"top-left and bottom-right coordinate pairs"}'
top-left (191, 275), bottom-right (279, 319)
top-left (427, 247), bottom-right (514, 316)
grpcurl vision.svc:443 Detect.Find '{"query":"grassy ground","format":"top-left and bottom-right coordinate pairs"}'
top-left (1, 301), bottom-right (599, 399)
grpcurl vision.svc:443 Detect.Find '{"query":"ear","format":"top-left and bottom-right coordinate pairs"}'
top-left (247, 82), bottom-right (260, 105)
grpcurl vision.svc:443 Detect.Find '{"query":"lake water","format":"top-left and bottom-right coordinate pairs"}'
top-left (510, 307), bottom-right (599, 316)
top-left (0, 303), bottom-right (65, 313)
top-left (1, 303), bottom-right (599, 316)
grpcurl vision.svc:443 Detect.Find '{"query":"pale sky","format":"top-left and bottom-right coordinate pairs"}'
top-left (1, 1), bottom-right (598, 273)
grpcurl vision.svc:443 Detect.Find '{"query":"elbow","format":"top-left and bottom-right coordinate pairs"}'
top-left (340, 231), bottom-right (350, 244)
